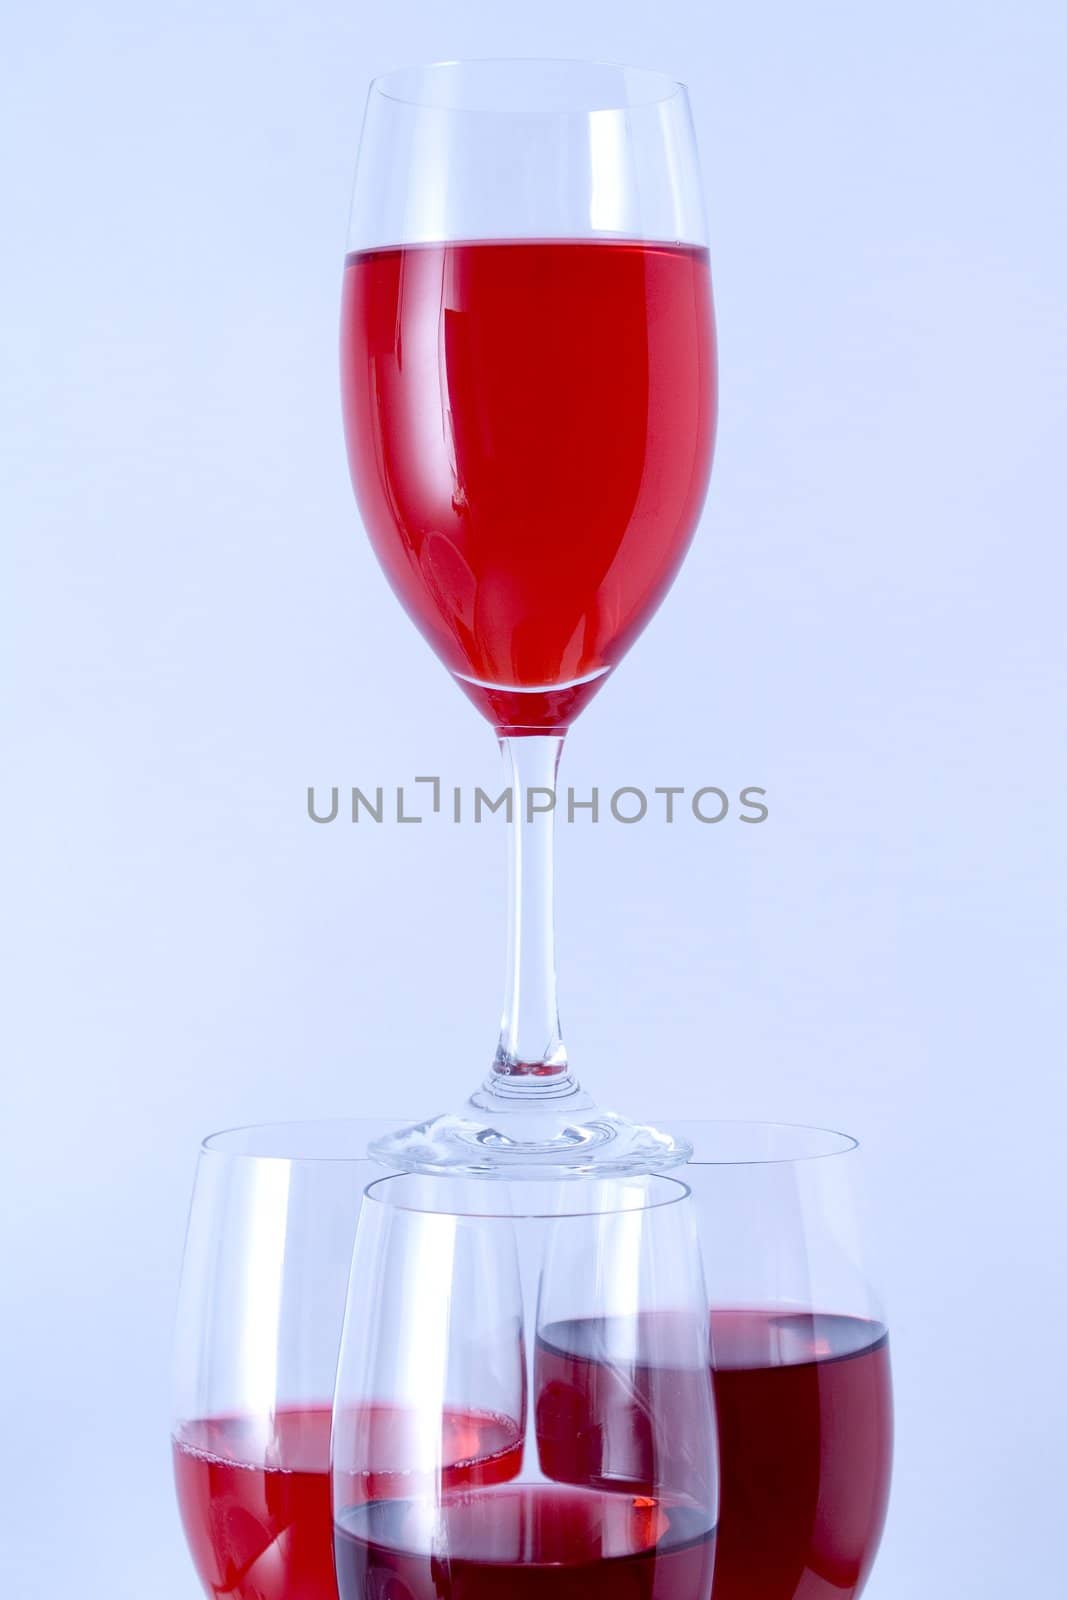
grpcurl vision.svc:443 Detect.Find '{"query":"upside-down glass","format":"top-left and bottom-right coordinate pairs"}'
top-left (171, 1120), bottom-right (398, 1600)
top-left (332, 1172), bottom-right (718, 1600)
top-left (340, 60), bottom-right (717, 1176)
top-left (678, 1122), bottom-right (894, 1600)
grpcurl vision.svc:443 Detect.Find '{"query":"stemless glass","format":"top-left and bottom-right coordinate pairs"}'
top-left (332, 1173), bottom-right (718, 1600)
top-left (675, 1122), bottom-right (894, 1600)
top-left (171, 1119), bottom-right (398, 1600)
top-left (340, 59), bottom-right (717, 1177)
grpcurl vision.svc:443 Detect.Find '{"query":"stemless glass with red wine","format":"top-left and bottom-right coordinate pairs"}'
top-left (332, 1172), bottom-right (718, 1600)
top-left (171, 1120), bottom-right (523, 1600)
top-left (537, 1122), bottom-right (894, 1600)
top-left (340, 59), bottom-right (717, 1178)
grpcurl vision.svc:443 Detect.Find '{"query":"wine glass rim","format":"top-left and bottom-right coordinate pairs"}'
top-left (673, 1119), bottom-right (860, 1166)
top-left (369, 58), bottom-right (689, 112)
top-left (361, 1170), bottom-right (692, 1220)
top-left (195, 1118), bottom-right (857, 1170)
top-left (199, 1116), bottom-right (402, 1164)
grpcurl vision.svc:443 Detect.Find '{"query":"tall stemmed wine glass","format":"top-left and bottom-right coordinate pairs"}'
top-left (340, 59), bottom-right (717, 1176)
top-left (332, 1172), bottom-right (718, 1600)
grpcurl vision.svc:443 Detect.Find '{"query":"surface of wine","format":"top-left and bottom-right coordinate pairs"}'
top-left (537, 1309), bottom-right (892, 1600)
top-left (341, 239), bottom-right (716, 732)
top-left (334, 1482), bottom-right (715, 1600)
top-left (174, 1404), bottom-right (522, 1600)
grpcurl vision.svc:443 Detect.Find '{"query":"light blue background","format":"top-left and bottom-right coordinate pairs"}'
top-left (2, 1), bottom-right (1064, 1594)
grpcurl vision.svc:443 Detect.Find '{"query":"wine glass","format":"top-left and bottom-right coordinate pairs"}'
top-left (171, 1119), bottom-right (399, 1600)
top-left (332, 1172), bottom-right (718, 1600)
top-left (340, 59), bottom-right (717, 1177)
top-left (677, 1122), bottom-right (893, 1600)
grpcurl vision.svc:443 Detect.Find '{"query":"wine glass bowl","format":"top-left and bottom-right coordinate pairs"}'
top-left (678, 1122), bottom-right (893, 1600)
top-left (171, 1120), bottom-right (397, 1600)
top-left (332, 1172), bottom-right (718, 1600)
top-left (341, 59), bottom-right (716, 736)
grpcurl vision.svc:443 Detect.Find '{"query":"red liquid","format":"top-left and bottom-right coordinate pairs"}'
top-left (333, 1482), bottom-right (715, 1600)
top-left (536, 1311), bottom-right (893, 1600)
top-left (173, 1404), bottom-right (522, 1600)
top-left (340, 240), bottom-right (716, 732)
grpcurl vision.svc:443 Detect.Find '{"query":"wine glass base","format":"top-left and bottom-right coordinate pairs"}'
top-left (367, 1098), bottom-right (693, 1179)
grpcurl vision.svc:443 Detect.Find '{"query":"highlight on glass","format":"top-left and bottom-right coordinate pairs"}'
top-left (339, 60), bottom-right (717, 1176)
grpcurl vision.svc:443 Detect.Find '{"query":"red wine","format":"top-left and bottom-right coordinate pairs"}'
top-left (706, 1312), bottom-right (892, 1598)
top-left (535, 1309), bottom-right (717, 1501)
top-left (340, 240), bottom-right (716, 732)
top-left (334, 1482), bottom-right (715, 1600)
top-left (536, 1310), bottom-right (892, 1600)
top-left (173, 1404), bottom-right (522, 1599)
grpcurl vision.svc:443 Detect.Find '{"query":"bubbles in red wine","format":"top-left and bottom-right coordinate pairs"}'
top-left (173, 1405), bottom-right (523, 1600)
top-left (175, 1312), bottom-right (891, 1600)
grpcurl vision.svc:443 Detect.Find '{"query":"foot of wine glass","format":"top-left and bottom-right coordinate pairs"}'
top-left (370, 735), bottom-right (692, 1177)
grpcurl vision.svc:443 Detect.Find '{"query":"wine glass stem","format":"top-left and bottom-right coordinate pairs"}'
top-left (492, 734), bottom-right (573, 1091)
